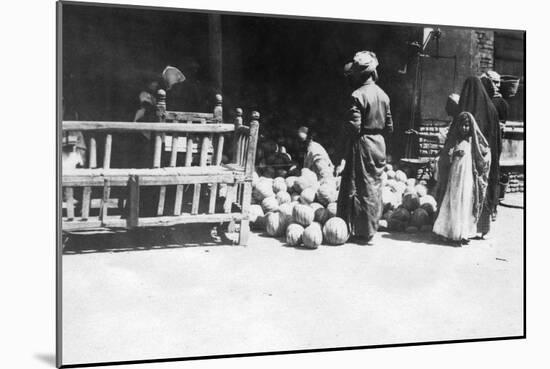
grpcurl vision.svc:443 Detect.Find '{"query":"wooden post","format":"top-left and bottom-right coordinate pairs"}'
top-left (233, 108), bottom-right (243, 163)
top-left (64, 187), bottom-right (75, 220)
top-left (208, 14), bottom-right (223, 95)
top-left (127, 175), bottom-right (140, 228)
top-left (214, 94), bottom-right (223, 123)
top-left (89, 136), bottom-right (97, 168)
top-left (103, 133), bottom-right (112, 168)
top-left (99, 179), bottom-right (110, 222)
top-left (81, 186), bottom-right (92, 220)
top-left (246, 111), bottom-right (260, 177)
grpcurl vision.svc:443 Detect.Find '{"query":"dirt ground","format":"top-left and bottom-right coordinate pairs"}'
top-left (61, 195), bottom-right (524, 366)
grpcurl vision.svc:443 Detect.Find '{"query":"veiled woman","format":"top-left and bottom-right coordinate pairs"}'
top-left (433, 112), bottom-right (491, 245)
top-left (455, 76), bottom-right (502, 237)
top-left (335, 51), bottom-right (394, 244)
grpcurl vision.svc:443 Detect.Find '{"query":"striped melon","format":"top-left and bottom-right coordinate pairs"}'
top-left (323, 217), bottom-right (349, 245)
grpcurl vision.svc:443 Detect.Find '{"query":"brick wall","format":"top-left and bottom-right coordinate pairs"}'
top-left (472, 30), bottom-right (495, 75)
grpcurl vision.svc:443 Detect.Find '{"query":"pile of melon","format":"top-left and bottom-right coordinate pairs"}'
top-left (249, 168), bottom-right (348, 248)
top-left (380, 164), bottom-right (438, 233)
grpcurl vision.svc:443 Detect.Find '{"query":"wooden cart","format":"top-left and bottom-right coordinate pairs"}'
top-left (61, 92), bottom-right (260, 246)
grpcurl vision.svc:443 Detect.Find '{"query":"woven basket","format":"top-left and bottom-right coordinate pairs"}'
top-left (500, 75), bottom-right (521, 98)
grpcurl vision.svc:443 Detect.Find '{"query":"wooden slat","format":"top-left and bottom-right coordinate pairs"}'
top-left (64, 187), bottom-right (75, 220)
top-left (99, 179), bottom-right (110, 221)
top-left (63, 121), bottom-right (235, 133)
top-left (62, 167), bottom-right (246, 187)
top-left (127, 175), bottom-right (140, 228)
top-left (185, 135), bottom-right (194, 166)
top-left (153, 134), bottom-right (162, 168)
top-left (164, 111), bottom-right (215, 121)
top-left (89, 135), bottom-right (97, 168)
top-left (62, 212), bottom-right (244, 231)
top-left (103, 133), bottom-right (112, 168)
top-left (81, 186), bottom-right (92, 220)
top-left (208, 134), bottom-right (225, 214)
top-left (157, 187), bottom-right (166, 216)
top-left (191, 135), bottom-right (210, 215)
top-left (169, 134), bottom-right (179, 166)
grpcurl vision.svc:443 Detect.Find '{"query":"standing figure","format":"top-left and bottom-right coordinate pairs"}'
top-left (433, 112), bottom-right (491, 245)
top-left (456, 77), bottom-right (502, 237)
top-left (335, 51), bottom-right (393, 245)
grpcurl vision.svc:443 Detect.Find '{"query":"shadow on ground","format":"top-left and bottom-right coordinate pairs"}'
top-left (379, 230), bottom-right (460, 248)
top-left (63, 224), bottom-right (237, 255)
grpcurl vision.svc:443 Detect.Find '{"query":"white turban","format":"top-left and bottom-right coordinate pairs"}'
top-left (352, 51), bottom-right (379, 73)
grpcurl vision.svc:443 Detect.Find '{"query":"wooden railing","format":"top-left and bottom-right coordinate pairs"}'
top-left (61, 108), bottom-right (259, 246)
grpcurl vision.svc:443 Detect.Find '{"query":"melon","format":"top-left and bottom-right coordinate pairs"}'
top-left (419, 195), bottom-right (437, 215)
top-left (265, 211), bottom-right (290, 237)
top-left (278, 203), bottom-right (294, 218)
top-left (395, 170), bottom-right (408, 183)
top-left (385, 164), bottom-right (393, 172)
top-left (411, 208), bottom-right (430, 228)
top-left (300, 188), bottom-right (316, 204)
top-left (276, 191), bottom-right (291, 205)
top-left (261, 196), bottom-right (279, 213)
top-left (301, 168), bottom-right (318, 182)
top-left (378, 219), bottom-right (388, 229)
top-left (316, 183), bottom-right (338, 206)
top-left (415, 184), bottom-right (428, 197)
top-left (276, 169), bottom-right (288, 178)
top-left (272, 177), bottom-right (287, 193)
top-left (326, 202), bottom-right (338, 217)
top-left (380, 171), bottom-right (388, 184)
top-left (402, 192), bottom-right (420, 211)
top-left (406, 178), bottom-right (416, 187)
top-left (388, 218), bottom-right (407, 231)
top-left (420, 224), bottom-right (433, 232)
top-left (285, 176), bottom-right (298, 190)
top-left (294, 176), bottom-right (314, 193)
top-left (387, 170), bottom-right (396, 180)
top-left (323, 217), bottom-right (349, 245)
top-left (253, 180), bottom-right (274, 202)
top-left (286, 223), bottom-right (304, 246)
top-left (382, 209), bottom-right (394, 221)
top-left (302, 222), bottom-right (323, 249)
top-left (403, 186), bottom-right (416, 197)
top-left (392, 181), bottom-right (408, 194)
top-left (248, 204), bottom-right (264, 223)
top-left (382, 187), bottom-right (398, 212)
top-left (314, 207), bottom-right (332, 225)
top-left (293, 204), bottom-right (315, 227)
top-left (391, 207), bottom-right (411, 223)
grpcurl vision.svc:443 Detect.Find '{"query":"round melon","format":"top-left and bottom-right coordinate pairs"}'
top-left (406, 178), bottom-right (416, 187)
top-left (385, 164), bottom-right (394, 172)
top-left (276, 169), bottom-right (288, 178)
top-left (382, 209), bottom-right (394, 221)
top-left (293, 204), bottom-right (315, 227)
top-left (391, 207), bottom-right (411, 223)
top-left (302, 222), bottom-right (323, 249)
top-left (300, 188), bottom-right (316, 204)
top-left (323, 217), bottom-right (349, 245)
top-left (411, 208), bottom-right (430, 228)
top-left (278, 203), bottom-right (294, 218)
top-left (276, 191), bottom-right (291, 205)
top-left (265, 211), bottom-right (290, 237)
top-left (419, 195), bottom-right (437, 215)
top-left (415, 184), bottom-right (428, 197)
top-left (285, 176), bottom-right (298, 190)
top-left (253, 180), bottom-right (274, 202)
top-left (326, 202), bottom-right (338, 217)
top-left (286, 223), bottom-right (304, 246)
top-left (301, 168), bottom-right (318, 182)
top-left (387, 170), bottom-right (396, 180)
top-left (392, 181), bottom-right (408, 194)
top-left (293, 176), bottom-right (313, 193)
top-left (316, 183), bottom-right (338, 206)
top-left (272, 177), bottom-right (287, 193)
top-left (248, 204), bottom-right (264, 223)
top-left (403, 186), bottom-right (416, 197)
top-left (402, 192), bottom-right (420, 211)
top-left (314, 207), bottom-right (333, 225)
top-left (388, 218), bottom-right (407, 231)
top-left (261, 196), bottom-right (279, 213)
top-left (395, 170), bottom-right (408, 183)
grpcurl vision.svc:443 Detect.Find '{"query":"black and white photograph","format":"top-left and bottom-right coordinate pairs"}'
top-left (56, 1), bottom-right (525, 367)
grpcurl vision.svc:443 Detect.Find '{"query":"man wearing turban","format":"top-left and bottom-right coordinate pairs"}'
top-left (335, 51), bottom-right (394, 245)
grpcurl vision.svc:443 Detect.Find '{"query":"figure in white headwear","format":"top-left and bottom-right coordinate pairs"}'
top-left (334, 51), bottom-right (393, 245)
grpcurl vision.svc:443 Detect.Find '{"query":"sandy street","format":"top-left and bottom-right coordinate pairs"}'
top-left (61, 195), bottom-right (524, 365)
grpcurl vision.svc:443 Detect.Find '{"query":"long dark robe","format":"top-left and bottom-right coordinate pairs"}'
top-left (336, 80), bottom-right (393, 239)
top-left (457, 77), bottom-right (502, 233)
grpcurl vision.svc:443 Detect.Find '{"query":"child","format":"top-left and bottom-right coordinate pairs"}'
top-left (433, 112), bottom-right (491, 245)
